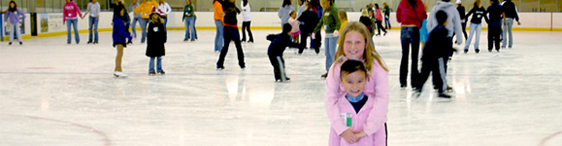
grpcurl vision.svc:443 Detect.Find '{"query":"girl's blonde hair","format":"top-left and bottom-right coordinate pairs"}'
top-left (335, 22), bottom-right (389, 72)
top-left (338, 10), bottom-right (347, 21)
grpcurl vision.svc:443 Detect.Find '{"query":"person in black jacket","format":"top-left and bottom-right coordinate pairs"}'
top-left (216, 0), bottom-right (246, 70)
top-left (463, 0), bottom-right (488, 53)
top-left (456, 0), bottom-right (467, 40)
top-left (297, 3), bottom-right (321, 54)
top-left (414, 10), bottom-right (455, 98)
top-left (359, 9), bottom-right (374, 37)
top-left (146, 12), bottom-right (167, 75)
top-left (267, 24), bottom-right (303, 82)
top-left (501, 0), bottom-right (520, 48)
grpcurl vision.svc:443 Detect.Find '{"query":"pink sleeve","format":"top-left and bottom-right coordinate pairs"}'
top-left (396, 2), bottom-right (403, 23)
top-left (324, 62), bottom-right (349, 135)
top-left (63, 5), bottom-right (68, 22)
top-left (362, 62), bottom-right (389, 136)
top-left (74, 2), bottom-right (82, 17)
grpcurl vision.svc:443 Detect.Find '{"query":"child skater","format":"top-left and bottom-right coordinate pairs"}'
top-left (112, 5), bottom-right (133, 78)
top-left (325, 22), bottom-right (389, 145)
top-left (328, 59), bottom-right (387, 145)
top-left (146, 12), bottom-right (166, 75)
top-left (288, 11), bottom-right (300, 44)
top-left (373, 4), bottom-right (387, 36)
top-left (313, 0), bottom-right (340, 78)
top-left (266, 24), bottom-right (303, 82)
top-left (413, 11), bottom-right (454, 98)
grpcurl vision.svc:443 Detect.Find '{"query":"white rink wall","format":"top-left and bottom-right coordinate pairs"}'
top-left (3, 12), bottom-right (562, 38)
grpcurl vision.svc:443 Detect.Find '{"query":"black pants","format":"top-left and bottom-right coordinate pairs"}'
top-left (461, 22), bottom-right (467, 40)
top-left (488, 26), bottom-right (501, 51)
top-left (417, 57), bottom-right (447, 93)
top-left (400, 27), bottom-right (420, 86)
top-left (241, 21), bottom-right (254, 42)
top-left (268, 55), bottom-right (287, 81)
top-left (376, 21), bottom-right (387, 35)
top-left (217, 26), bottom-right (245, 68)
top-left (299, 28), bottom-right (321, 54)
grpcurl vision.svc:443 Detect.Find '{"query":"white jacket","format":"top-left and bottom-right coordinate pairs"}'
top-left (241, 2), bottom-right (251, 22)
top-left (426, 1), bottom-right (464, 44)
top-left (157, 2), bottom-right (171, 16)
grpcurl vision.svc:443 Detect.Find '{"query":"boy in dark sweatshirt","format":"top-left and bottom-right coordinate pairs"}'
top-left (267, 24), bottom-right (303, 82)
top-left (414, 10), bottom-right (455, 98)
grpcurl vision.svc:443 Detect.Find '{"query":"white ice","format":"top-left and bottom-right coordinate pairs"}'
top-left (1, 29), bottom-right (562, 146)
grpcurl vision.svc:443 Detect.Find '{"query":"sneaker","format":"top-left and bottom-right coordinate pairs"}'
top-left (159, 70), bottom-right (165, 75)
top-left (464, 49), bottom-right (468, 54)
top-left (87, 41), bottom-right (92, 44)
top-left (475, 49), bottom-right (480, 53)
top-left (113, 71), bottom-right (128, 78)
top-left (438, 93), bottom-right (452, 98)
top-left (8, 42), bottom-right (12, 45)
top-left (191, 39), bottom-right (195, 42)
top-left (19, 42), bottom-right (22, 45)
top-left (217, 66), bottom-right (225, 70)
top-left (93, 41), bottom-right (98, 44)
top-left (321, 73), bottom-right (328, 78)
top-left (184, 39), bottom-right (188, 41)
top-left (149, 72), bottom-right (156, 75)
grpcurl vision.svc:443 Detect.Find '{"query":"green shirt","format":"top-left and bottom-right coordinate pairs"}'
top-left (383, 6), bottom-right (390, 16)
top-left (182, 4), bottom-right (194, 21)
top-left (314, 6), bottom-right (341, 34)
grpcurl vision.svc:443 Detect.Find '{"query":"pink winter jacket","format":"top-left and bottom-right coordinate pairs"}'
top-left (396, 0), bottom-right (427, 28)
top-left (328, 94), bottom-right (387, 146)
top-left (375, 9), bottom-right (383, 21)
top-left (63, 1), bottom-right (82, 23)
top-left (325, 57), bottom-right (389, 137)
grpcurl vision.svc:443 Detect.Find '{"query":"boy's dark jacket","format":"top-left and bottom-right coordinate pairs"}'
top-left (146, 20), bottom-right (166, 57)
top-left (266, 33), bottom-right (302, 56)
top-left (421, 25), bottom-right (456, 60)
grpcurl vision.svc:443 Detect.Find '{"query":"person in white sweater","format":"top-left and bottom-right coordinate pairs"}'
top-left (157, 0), bottom-right (171, 28)
top-left (241, 0), bottom-right (254, 43)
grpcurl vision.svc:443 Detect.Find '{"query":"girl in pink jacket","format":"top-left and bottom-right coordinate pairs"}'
top-left (63, 0), bottom-right (83, 44)
top-left (325, 22), bottom-right (389, 145)
top-left (329, 59), bottom-right (386, 146)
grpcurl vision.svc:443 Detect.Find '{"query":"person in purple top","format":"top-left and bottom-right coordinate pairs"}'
top-left (4, 1), bottom-right (26, 45)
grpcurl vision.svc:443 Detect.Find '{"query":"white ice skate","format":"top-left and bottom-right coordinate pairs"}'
top-left (113, 71), bottom-right (128, 78)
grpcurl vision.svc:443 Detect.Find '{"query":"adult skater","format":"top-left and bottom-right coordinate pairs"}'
top-left (213, 0), bottom-right (224, 52)
top-left (4, 1), bottom-right (25, 45)
top-left (501, 0), bottom-right (520, 48)
top-left (396, 0), bottom-right (427, 89)
top-left (240, 0), bottom-right (253, 43)
top-left (297, 1), bottom-right (321, 54)
top-left (383, 3), bottom-right (391, 29)
top-left (182, 0), bottom-right (197, 41)
top-left (157, 0), bottom-right (171, 28)
top-left (134, 0), bottom-right (158, 43)
top-left (112, 3), bottom-right (133, 78)
top-left (485, 0), bottom-right (505, 52)
top-left (456, 0), bottom-right (467, 40)
top-left (129, 0), bottom-right (141, 39)
top-left (63, 0), bottom-right (82, 44)
top-left (278, 0), bottom-right (295, 27)
top-left (216, 0), bottom-right (245, 70)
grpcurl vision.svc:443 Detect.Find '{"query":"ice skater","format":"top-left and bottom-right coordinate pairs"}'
top-left (182, 0), bottom-right (197, 41)
top-left (216, 0), bottom-right (245, 70)
top-left (313, 0), bottom-right (341, 78)
top-left (464, 0), bottom-right (487, 53)
top-left (328, 59), bottom-right (387, 145)
top-left (4, 1), bottom-right (25, 45)
top-left (146, 13), bottom-right (166, 75)
top-left (266, 24), bottom-right (303, 82)
top-left (501, 0), bottom-right (521, 49)
top-left (128, 0), bottom-right (140, 39)
top-left (374, 4), bottom-right (387, 36)
top-left (396, 0), bottom-right (427, 89)
top-left (112, 5), bottom-right (133, 78)
top-left (414, 11), bottom-right (455, 98)
top-left (240, 0), bottom-right (253, 43)
top-left (63, 0), bottom-right (83, 44)
top-left (82, 0), bottom-right (101, 44)
top-left (288, 11), bottom-right (300, 44)
top-left (485, 0), bottom-right (505, 52)
top-left (325, 22), bottom-right (389, 145)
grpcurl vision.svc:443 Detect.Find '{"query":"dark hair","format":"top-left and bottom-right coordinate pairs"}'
top-left (473, 1), bottom-right (479, 8)
top-left (8, 1), bottom-right (17, 12)
top-left (374, 3), bottom-right (379, 9)
top-left (282, 23), bottom-right (292, 34)
top-left (490, 0), bottom-right (498, 4)
top-left (436, 10), bottom-right (448, 25)
top-left (408, 0), bottom-right (416, 10)
top-left (442, 0), bottom-right (451, 2)
top-left (243, 0), bottom-right (248, 6)
top-left (282, 0), bottom-right (291, 7)
top-left (340, 60), bottom-right (368, 79)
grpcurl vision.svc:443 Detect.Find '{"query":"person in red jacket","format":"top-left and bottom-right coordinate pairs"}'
top-left (396, 0), bottom-right (427, 90)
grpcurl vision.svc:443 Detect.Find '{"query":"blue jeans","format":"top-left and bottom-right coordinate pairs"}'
top-left (184, 17), bottom-right (196, 39)
top-left (149, 56), bottom-right (163, 73)
top-left (502, 18), bottom-right (514, 48)
top-left (324, 34), bottom-right (338, 72)
top-left (400, 27), bottom-right (420, 86)
top-left (214, 20), bottom-right (224, 52)
top-left (464, 23), bottom-right (482, 50)
top-left (162, 17), bottom-right (168, 30)
top-left (8, 22), bottom-right (22, 42)
top-left (384, 15), bottom-right (391, 29)
top-left (140, 19), bottom-right (149, 42)
top-left (66, 18), bottom-right (80, 43)
top-left (88, 16), bottom-right (99, 42)
top-left (131, 17), bottom-right (140, 38)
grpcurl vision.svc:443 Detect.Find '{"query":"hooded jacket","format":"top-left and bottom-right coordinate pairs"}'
top-left (396, 0), bottom-right (427, 28)
top-left (63, 1), bottom-right (82, 23)
top-left (278, 5), bottom-right (295, 25)
top-left (426, 1), bottom-right (464, 44)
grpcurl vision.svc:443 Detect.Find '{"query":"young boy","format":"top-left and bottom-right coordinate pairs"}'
top-left (266, 24), bottom-right (303, 82)
top-left (414, 10), bottom-right (455, 98)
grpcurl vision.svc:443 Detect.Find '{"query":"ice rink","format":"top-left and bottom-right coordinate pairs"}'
top-left (1, 29), bottom-right (562, 146)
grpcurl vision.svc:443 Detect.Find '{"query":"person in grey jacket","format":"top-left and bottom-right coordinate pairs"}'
top-left (426, 0), bottom-right (463, 46)
top-left (129, 0), bottom-right (141, 39)
top-left (278, 0), bottom-right (295, 27)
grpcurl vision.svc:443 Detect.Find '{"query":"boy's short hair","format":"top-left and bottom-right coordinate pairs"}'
top-left (340, 59), bottom-right (369, 80)
top-left (436, 10), bottom-right (448, 25)
top-left (282, 24), bottom-right (292, 34)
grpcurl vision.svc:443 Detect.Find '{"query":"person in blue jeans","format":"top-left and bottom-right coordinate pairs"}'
top-left (146, 13), bottom-right (167, 75)
top-left (216, 0), bottom-right (245, 70)
top-left (501, 0), bottom-right (520, 48)
top-left (63, 0), bottom-right (82, 44)
top-left (213, 0), bottom-right (224, 52)
top-left (182, 0), bottom-right (197, 41)
top-left (313, 0), bottom-right (340, 78)
top-left (82, 0), bottom-right (101, 44)
top-left (464, 1), bottom-right (487, 53)
top-left (129, 0), bottom-right (140, 39)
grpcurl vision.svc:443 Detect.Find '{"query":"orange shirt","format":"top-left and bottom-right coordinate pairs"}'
top-left (213, 1), bottom-right (223, 21)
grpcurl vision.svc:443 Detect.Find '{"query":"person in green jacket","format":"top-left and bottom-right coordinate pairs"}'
top-left (383, 3), bottom-right (391, 29)
top-left (182, 0), bottom-right (197, 41)
top-left (313, 0), bottom-right (340, 78)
